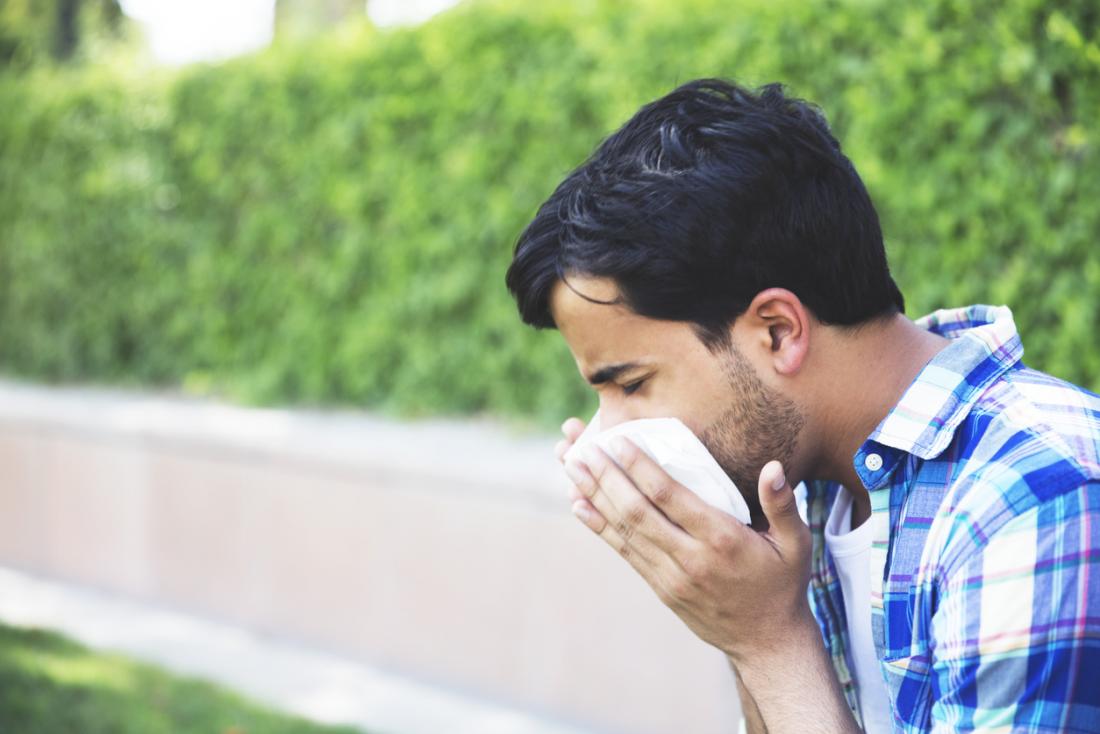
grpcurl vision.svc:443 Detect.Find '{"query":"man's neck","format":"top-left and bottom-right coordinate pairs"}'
top-left (811, 315), bottom-right (953, 511)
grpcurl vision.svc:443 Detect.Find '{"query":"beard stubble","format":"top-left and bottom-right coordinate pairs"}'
top-left (698, 341), bottom-right (806, 527)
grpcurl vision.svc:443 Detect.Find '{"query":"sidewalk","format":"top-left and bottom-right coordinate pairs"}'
top-left (0, 377), bottom-right (743, 734)
top-left (0, 565), bottom-right (599, 734)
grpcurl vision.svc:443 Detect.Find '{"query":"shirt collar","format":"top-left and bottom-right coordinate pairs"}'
top-left (853, 304), bottom-right (1024, 490)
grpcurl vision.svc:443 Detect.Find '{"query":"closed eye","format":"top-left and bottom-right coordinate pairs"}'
top-left (621, 379), bottom-right (646, 396)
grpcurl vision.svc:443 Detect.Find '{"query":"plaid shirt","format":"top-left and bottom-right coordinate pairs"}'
top-left (804, 304), bottom-right (1100, 733)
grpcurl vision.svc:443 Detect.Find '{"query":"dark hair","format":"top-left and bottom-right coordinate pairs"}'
top-left (504, 78), bottom-right (905, 352)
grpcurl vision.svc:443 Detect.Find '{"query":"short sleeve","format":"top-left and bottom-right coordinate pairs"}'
top-left (929, 480), bottom-right (1100, 732)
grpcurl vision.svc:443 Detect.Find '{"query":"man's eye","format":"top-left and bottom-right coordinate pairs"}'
top-left (621, 379), bottom-right (646, 396)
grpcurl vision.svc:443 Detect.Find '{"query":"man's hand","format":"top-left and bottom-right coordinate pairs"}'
top-left (559, 429), bottom-right (812, 660)
top-left (555, 421), bottom-right (859, 733)
top-left (555, 416), bottom-right (595, 517)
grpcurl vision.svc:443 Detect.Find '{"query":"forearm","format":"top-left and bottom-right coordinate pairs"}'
top-left (728, 655), bottom-right (768, 734)
top-left (730, 611), bottom-right (860, 734)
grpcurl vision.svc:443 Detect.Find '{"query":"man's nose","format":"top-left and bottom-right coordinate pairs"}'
top-left (593, 404), bottom-right (631, 432)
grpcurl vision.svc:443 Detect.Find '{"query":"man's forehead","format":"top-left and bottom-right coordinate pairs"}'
top-left (548, 275), bottom-right (622, 319)
top-left (550, 276), bottom-right (637, 344)
top-left (549, 277), bottom-right (670, 380)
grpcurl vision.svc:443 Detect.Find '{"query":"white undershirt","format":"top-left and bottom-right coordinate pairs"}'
top-left (823, 485), bottom-right (894, 734)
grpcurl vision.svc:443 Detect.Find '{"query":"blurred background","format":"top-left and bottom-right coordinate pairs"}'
top-left (0, 0), bottom-right (1097, 732)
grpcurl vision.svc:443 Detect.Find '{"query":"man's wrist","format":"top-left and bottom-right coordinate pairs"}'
top-left (725, 604), bottom-right (820, 670)
top-left (728, 655), bottom-right (769, 734)
top-left (727, 609), bottom-right (859, 734)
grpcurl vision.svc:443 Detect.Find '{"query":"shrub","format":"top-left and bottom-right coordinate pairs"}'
top-left (1, 0), bottom-right (1097, 431)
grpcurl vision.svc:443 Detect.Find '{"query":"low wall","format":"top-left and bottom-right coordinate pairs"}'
top-left (0, 378), bottom-right (742, 734)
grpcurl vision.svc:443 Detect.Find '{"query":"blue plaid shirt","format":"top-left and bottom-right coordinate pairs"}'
top-left (804, 304), bottom-right (1100, 733)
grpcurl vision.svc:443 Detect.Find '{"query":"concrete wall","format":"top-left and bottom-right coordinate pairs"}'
top-left (0, 378), bottom-right (742, 734)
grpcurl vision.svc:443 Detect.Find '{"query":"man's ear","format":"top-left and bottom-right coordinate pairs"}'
top-left (741, 288), bottom-right (810, 376)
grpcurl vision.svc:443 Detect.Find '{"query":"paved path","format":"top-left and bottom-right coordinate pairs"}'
top-left (0, 565), bottom-right (599, 734)
top-left (0, 377), bottom-right (744, 734)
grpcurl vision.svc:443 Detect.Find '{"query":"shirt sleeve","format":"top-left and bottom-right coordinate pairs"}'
top-left (929, 480), bottom-right (1100, 732)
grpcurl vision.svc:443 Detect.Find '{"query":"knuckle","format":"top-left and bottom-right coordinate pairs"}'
top-left (624, 499), bottom-right (648, 528)
top-left (668, 574), bottom-right (693, 600)
top-left (772, 493), bottom-right (799, 517)
top-left (679, 556), bottom-right (705, 582)
top-left (712, 530), bottom-right (737, 555)
top-left (616, 541), bottom-right (633, 561)
top-left (615, 516), bottom-right (635, 543)
top-left (616, 440), bottom-right (639, 469)
top-left (650, 480), bottom-right (676, 506)
top-left (572, 472), bottom-right (596, 498)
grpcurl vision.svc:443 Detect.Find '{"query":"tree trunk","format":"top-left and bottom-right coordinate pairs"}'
top-left (53, 0), bottom-right (79, 61)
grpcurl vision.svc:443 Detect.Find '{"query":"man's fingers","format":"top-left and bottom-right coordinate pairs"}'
top-left (569, 494), bottom-right (675, 590)
top-left (561, 417), bottom-right (586, 442)
top-left (567, 481), bottom-right (585, 504)
top-left (556, 419), bottom-right (587, 464)
top-left (566, 466), bottom-right (653, 563)
top-left (610, 436), bottom-right (736, 543)
top-left (565, 446), bottom-right (693, 609)
top-left (559, 420), bottom-right (591, 511)
top-left (565, 454), bottom-right (665, 561)
top-left (756, 460), bottom-right (809, 555)
top-left (570, 498), bottom-right (603, 529)
top-left (571, 444), bottom-right (695, 555)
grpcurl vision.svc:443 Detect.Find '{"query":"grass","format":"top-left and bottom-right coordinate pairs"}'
top-left (0, 622), bottom-right (365, 734)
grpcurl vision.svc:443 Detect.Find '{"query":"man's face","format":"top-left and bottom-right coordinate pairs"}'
top-left (549, 275), bottom-right (806, 524)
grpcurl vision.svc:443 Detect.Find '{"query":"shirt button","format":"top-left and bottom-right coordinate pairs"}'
top-left (864, 453), bottom-right (883, 471)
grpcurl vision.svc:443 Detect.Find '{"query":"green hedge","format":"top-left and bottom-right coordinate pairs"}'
top-left (1, 0), bottom-right (1098, 431)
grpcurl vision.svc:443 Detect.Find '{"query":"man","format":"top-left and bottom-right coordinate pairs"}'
top-left (504, 78), bottom-right (1100, 733)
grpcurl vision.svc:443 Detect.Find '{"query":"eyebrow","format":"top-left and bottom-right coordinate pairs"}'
top-left (584, 361), bottom-right (647, 386)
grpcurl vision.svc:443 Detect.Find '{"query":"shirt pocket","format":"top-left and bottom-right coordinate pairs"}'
top-left (878, 649), bottom-right (933, 731)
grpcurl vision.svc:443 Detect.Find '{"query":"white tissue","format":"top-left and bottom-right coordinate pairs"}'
top-left (563, 409), bottom-right (752, 525)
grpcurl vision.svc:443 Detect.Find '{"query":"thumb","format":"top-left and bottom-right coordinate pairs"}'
top-left (757, 460), bottom-right (808, 548)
